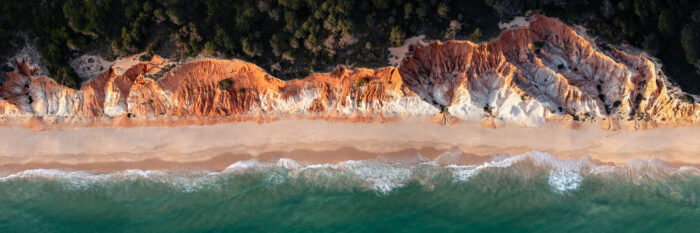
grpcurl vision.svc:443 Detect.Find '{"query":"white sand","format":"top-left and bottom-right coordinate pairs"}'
top-left (70, 55), bottom-right (113, 80)
top-left (0, 117), bottom-right (698, 168)
top-left (499, 16), bottom-right (530, 29)
top-left (110, 53), bottom-right (147, 75)
top-left (388, 35), bottom-right (426, 66)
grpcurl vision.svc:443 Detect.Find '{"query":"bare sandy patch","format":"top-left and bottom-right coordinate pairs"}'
top-left (498, 16), bottom-right (530, 29)
top-left (388, 35), bottom-right (426, 66)
top-left (70, 55), bottom-right (113, 80)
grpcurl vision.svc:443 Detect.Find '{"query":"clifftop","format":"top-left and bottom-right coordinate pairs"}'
top-left (1, 15), bottom-right (698, 130)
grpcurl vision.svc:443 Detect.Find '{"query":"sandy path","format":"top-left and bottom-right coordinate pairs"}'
top-left (0, 117), bottom-right (698, 173)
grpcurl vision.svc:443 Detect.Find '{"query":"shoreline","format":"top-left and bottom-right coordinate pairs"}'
top-left (1, 146), bottom-right (696, 176)
top-left (0, 147), bottom-right (492, 175)
top-left (1, 117), bottom-right (699, 175)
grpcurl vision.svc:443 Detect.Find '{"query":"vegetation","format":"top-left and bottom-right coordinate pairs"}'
top-left (0, 0), bottom-right (501, 89)
top-left (613, 100), bottom-right (622, 108)
top-left (151, 64), bottom-right (174, 80)
top-left (680, 94), bottom-right (695, 104)
top-left (484, 0), bottom-right (700, 94)
top-left (483, 103), bottom-right (493, 117)
top-left (0, 0), bottom-right (698, 96)
top-left (530, 41), bottom-right (545, 54)
top-left (217, 78), bottom-right (233, 90)
top-left (139, 52), bottom-right (153, 61)
top-left (356, 77), bottom-right (370, 86)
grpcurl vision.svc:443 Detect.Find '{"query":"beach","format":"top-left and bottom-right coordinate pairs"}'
top-left (1, 117), bottom-right (698, 233)
top-left (1, 117), bottom-right (698, 174)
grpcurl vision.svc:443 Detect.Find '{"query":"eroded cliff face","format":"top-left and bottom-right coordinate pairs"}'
top-left (400, 15), bottom-right (699, 128)
top-left (0, 15), bottom-right (697, 129)
top-left (0, 55), bottom-right (438, 125)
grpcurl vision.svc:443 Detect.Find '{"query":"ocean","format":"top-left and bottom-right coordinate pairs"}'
top-left (0, 151), bottom-right (698, 232)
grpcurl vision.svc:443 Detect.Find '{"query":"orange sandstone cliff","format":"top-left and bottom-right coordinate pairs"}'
top-left (1, 15), bottom-right (698, 129)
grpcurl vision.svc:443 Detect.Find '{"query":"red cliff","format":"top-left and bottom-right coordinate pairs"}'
top-left (1, 15), bottom-right (697, 129)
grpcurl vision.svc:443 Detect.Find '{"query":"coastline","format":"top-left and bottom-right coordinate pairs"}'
top-left (2, 15), bottom-right (699, 135)
top-left (1, 117), bottom-right (698, 175)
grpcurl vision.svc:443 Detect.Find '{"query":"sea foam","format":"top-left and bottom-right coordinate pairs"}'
top-left (1, 151), bottom-right (697, 194)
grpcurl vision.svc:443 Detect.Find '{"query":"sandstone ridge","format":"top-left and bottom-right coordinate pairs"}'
top-left (1, 15), bottom-right (698, 130)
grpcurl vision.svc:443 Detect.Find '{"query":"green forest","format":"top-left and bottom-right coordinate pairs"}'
top-left (0, 0), bottom-right (699, 94)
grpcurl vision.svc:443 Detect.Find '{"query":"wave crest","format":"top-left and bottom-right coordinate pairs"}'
top-left (1, 151), bottom-right (697, 194)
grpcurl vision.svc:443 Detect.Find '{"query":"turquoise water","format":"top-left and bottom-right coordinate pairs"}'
top-left (0, 152), bottom-right (698, 232)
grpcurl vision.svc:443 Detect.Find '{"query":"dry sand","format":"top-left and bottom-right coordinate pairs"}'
top-left (387, 35), bottom-right (426, 66)
top-left (0, 117), bottom-right (698, 174)
top-left (69, 55), bottom-right (113, 80)
top-left (499, 16), bottom-right (530, 29)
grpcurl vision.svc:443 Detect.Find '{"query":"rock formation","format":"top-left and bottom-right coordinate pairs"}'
top-left (1, 15), bottom-right (698, 129)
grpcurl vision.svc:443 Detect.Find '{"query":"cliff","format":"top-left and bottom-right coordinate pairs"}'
top-left (1, 15), bottom-right (698, 129)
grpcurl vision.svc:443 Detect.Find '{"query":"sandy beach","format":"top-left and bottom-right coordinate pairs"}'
top-left (0, 117), bottom-right (698, 174)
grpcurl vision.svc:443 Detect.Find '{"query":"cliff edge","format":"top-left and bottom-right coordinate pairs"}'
top-left (1, 15), bottom-right (698, 130)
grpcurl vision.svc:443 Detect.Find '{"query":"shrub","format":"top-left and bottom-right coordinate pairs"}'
top-left (531, 41), bottom-right (545, 54)
top-left (657, 9), bottom-right (675, 33)
top-left (390, 26), bottom-right (405, 47)
top-left (217, 79), bottom-right (233, 90)
top-left (642, 33), bottom-right (660, 56)
top-left (241, 37), bottom-right (262, 57)
top-left (680, 94), bottom-right (695, 104)
top-left (483, 104), bottom-right (493, 116)
top-left (356, 77), bottom-right (370, 86)
top-left (139, 53), bottom-right (152, 61)
top-left (613, 100), bottom-right (622, 108)
top-left (468, 28), bottom-right (482, 42)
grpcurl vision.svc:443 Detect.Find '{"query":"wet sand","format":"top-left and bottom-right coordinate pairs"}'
top-left (0, 117), bottom-right (698, 174)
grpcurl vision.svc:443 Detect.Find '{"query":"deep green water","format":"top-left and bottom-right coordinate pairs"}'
top-left (0, 153), bottom-right (698, 233)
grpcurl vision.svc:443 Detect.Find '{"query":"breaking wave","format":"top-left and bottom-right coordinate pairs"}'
top-left (1, 151), bottom-right (697, 194)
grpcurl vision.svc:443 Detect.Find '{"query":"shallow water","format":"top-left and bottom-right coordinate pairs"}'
top-left (0, 151), bottom-right (698, 232)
